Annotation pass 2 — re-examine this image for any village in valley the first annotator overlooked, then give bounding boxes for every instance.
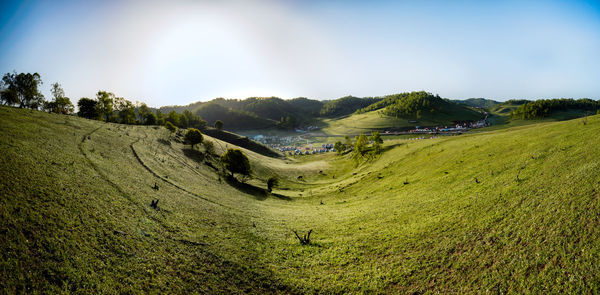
[247,115,491,156]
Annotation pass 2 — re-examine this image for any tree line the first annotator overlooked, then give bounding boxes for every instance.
[0,71,208,130]
[510,98,599,119]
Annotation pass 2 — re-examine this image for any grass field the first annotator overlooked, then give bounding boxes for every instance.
[320,109,484,135]
[2,106,600,293]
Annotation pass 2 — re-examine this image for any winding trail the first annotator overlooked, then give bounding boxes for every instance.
[77,125,207,245]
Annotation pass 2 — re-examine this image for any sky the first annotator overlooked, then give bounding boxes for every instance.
[0,0,599,107]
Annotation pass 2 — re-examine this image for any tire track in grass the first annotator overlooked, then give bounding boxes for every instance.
[130,139,242,212]
[77,125,207,245]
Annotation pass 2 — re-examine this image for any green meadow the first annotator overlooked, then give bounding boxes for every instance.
[2,106,600,293]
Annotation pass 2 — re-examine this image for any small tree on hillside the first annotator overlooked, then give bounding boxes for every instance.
[352,133,369,163]
[221,148,251,180]
[184,128,203,149]
[267,176,279,192]
[334,141,344,155]
[165,121,177,133]
[370,131,383,154]
[214,120,224,130]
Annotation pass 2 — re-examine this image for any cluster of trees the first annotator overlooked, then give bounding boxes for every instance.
[510,98,599,119]
[334,131,384,163]
[356,91,447,118]
[320,96,382,117]
[1,72,46,109]
[80,92,207,128]
[1,72,208,130]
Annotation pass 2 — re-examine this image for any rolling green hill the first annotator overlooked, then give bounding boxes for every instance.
[3,106,600,293]
[455,98,501,109]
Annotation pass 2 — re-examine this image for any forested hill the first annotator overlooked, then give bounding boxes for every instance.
[319,96,383,117]
[356,91,483,121]
[455,98,501,109]
[510,98,599,119]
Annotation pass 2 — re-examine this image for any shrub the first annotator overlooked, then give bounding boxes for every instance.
[214,120,224,130]
[165,121,177,133]
[184,128,203,148]
[203,140,215,155]
[221,148,251,180]
[267,176,279,192]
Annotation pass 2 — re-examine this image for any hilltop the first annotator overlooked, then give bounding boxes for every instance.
[2,106,600,293]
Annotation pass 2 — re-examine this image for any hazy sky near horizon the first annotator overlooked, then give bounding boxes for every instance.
[1,0,599,107]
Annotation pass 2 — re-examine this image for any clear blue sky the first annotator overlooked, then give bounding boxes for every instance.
[1,0,599,107]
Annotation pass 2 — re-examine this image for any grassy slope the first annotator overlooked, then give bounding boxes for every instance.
[321,108,482,135]
[2,106,600,293]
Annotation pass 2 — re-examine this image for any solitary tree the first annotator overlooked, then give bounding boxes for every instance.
[214,120,224,130]
[267,176,279,192]
[184,128,204,149]
[221,148,251,180]
[77,97,99,119]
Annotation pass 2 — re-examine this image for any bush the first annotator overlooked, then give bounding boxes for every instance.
[203,140,215,155]
[165,121,177,133]
[221,148,251,180]
[267,176,279,192]
[184,128,203,148]
[214,120,224,130]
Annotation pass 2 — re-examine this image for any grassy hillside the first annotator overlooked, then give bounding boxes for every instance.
[455,98,501,109]
[2,106,600,293]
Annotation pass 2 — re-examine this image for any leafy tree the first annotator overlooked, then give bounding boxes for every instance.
[267,176,279,192]
[96,91,114,122]
[344,135,352,149]
[165,121,177,133]
[144,112,157,125]
[138,103,151,122]
[45,83,74,114]
[370,131,383,154]
[156,110,165,125]
[334,141,344,155]
[351,134,370,163]
[184,128,203,148]
[114,98,135,124]
[214,120,224,130]
[77,97,99,119]
[165,111,181,127]
[0,72,45,108]
[221,148,251,179]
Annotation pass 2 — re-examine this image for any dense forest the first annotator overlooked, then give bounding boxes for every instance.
[510,98,599,119]
[319,96,382,117]
[194,103,276,130]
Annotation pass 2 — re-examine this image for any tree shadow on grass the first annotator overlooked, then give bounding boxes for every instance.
[183,147,205,163]
[224,176,292,201]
